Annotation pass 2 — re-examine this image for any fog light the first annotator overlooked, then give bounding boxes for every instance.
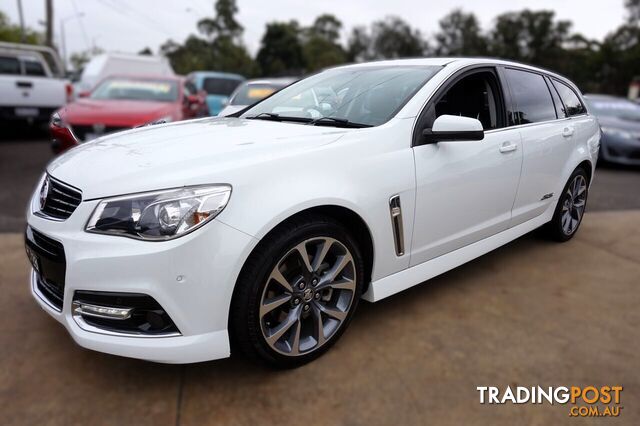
[72,301,132,320]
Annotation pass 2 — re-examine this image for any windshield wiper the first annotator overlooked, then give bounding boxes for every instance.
[246,112,312,124]
[308,116,372,128]
[246,112,282,121]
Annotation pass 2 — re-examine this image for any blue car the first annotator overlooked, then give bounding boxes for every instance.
[186,72,245,116]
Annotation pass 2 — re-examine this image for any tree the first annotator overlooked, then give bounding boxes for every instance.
[434,10,487,56]
[256,21,305,75]
[69,47,104,72]
[138,47,153,55]
[489,10,571,69]
[160,0,256,76]
[346,26,371,62]
[0,11,42,44]
[302,14,346,72]
[626,0,640,24]
[370,16,425,59]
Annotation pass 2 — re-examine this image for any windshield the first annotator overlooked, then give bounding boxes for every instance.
[90,78,179,102]
[586,98,640,121]
[242,65,442,127]
[231,83,285,105]
[203,77,242,96]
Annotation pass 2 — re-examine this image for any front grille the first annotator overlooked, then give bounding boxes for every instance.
[41,176,82,220]
[70,125,129,141]
[25,227,66,311]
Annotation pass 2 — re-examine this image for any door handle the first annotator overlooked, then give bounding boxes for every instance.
[16,81,33,89]
[499,142,518,153]
[562,126,574,138]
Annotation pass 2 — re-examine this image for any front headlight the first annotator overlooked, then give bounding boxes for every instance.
[86,185,231,241]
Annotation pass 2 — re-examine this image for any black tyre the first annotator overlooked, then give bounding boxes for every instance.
[230,214,365,368]
[545,167,589,242]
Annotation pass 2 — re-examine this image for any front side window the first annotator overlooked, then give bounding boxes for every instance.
[433,71,503,130]
[242,65,442,127]
[0,56,20,75]
[552,80,586,116]
[203,78,242,96]
[504,68,556,125]
[90,78,179,102]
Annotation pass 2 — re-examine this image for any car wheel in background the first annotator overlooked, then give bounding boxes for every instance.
[230,214,364,368]
[545,167,589,242]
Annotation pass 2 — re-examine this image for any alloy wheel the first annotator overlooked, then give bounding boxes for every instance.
[259,237,357,356]
[561,174,587,236]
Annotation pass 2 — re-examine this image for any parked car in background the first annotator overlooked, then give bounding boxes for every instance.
[186,71,244,116]
[0,42,72,125]
[74,53,174,95]
[219,77,297,116]
[51,74,207,153]
[584,94,640,166]
[27,58,599,367]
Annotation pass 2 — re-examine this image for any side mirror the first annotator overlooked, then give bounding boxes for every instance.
[421,115,484,144]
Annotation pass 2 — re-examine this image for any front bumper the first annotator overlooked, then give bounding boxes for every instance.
[600,134,640,166]
[26,196,257,363]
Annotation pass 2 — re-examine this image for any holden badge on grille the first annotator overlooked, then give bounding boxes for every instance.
[39,176,50,211]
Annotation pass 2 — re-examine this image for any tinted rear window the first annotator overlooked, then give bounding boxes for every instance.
[505,68,556,124]
[23,59,46,76]
[553,80,586,116]
[203,78,242,96]
[0,56,20,75]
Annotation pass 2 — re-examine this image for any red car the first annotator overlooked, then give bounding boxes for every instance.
[50,74,208,154]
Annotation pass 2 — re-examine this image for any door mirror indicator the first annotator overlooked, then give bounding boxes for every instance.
[420,115,484,145]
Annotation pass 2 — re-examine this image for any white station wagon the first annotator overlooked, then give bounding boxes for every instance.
[26,58,600,367]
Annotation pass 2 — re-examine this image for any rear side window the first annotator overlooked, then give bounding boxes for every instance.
[203,78,241,96]
[552,80,586,116]
[23,59,46,76]
[0,56,21,75]
[504,68,556,124]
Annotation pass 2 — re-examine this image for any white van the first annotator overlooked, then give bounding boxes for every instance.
[75,53,174,93]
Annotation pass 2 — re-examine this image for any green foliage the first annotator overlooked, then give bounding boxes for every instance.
[256,21,305,76]
[0,11,43,44]
[434,9,487,56]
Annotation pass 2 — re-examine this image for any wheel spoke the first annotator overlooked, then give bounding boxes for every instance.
[562,211,571,233]
[269,267,293,293]
[289,319,302,355]
[574,199,585,208]
[265,307,299,346]
[315,302,347,321]
[311,304,325,347]
[311,239,333,272]
[260,293,292,317]
[322,254,352,284]
[317,277,355,292]
[294,242,314,273]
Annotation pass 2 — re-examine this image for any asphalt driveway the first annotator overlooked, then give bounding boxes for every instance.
[0,210,638,425]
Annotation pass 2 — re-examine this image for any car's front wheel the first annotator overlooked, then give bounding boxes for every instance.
[230,215,364,368]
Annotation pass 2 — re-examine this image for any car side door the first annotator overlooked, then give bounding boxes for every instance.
[504,68,577,225]
[410,67,523,266]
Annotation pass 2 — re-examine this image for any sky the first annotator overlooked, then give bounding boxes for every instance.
[4,0,628,63]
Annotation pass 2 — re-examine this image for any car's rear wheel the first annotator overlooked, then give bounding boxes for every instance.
[546,168,589,242]
[230,215,364,368]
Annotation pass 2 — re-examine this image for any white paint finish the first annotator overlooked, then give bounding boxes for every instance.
[410,126,523,265]
[432,114,484,132]
[27,58,600,363]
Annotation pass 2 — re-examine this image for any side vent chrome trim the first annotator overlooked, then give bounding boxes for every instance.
[389,195,405,256]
